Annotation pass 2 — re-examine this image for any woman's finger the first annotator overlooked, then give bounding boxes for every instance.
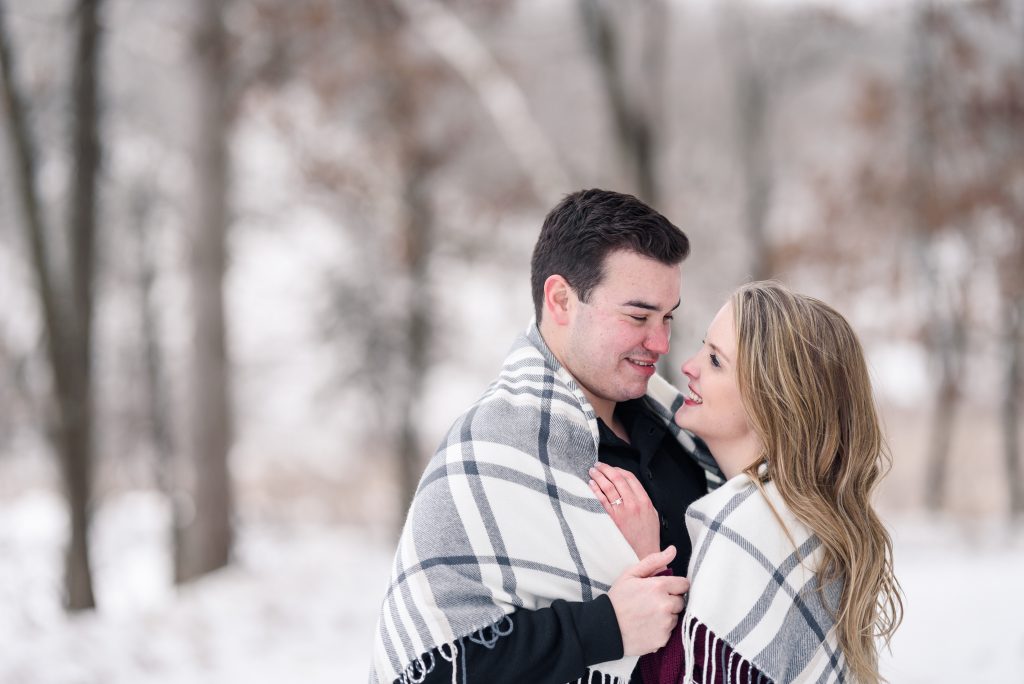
[588,478,614,515]
[589,466,622,508]
[595,463,642,506]
[594,462,650,506]
[612,466,652,505]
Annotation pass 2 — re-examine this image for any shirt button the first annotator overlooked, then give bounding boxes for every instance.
[645,468,654,480]
[660,514,667,528]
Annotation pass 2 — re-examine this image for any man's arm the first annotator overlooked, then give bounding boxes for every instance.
[412,547,687,684]
[413,596,621,684]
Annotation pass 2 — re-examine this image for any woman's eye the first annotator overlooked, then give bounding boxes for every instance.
[710,353,721,368]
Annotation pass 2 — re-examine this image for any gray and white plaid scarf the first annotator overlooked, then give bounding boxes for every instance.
[371,323,722,684]
[681,468,847,683]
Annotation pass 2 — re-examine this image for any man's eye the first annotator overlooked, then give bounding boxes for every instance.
[629,315,647,322]
[665,315,674,323]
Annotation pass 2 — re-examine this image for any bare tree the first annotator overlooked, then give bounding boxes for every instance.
[720,2,773,283]
[577,0,666,206]
[994,0,1024,516]
[1001,278,1024,515]
[907,1,956,512]
[838,0,1024,512]
[0,0,105,610]
[128,181,183,544]
[905,0,1024,512]
[176,0,234,583]
[358,0,441,525]
[398,0,569,206]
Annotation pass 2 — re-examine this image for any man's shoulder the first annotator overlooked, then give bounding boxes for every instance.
[430,340,593,462]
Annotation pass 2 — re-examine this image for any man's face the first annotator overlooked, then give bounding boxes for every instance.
[561,250,681,411]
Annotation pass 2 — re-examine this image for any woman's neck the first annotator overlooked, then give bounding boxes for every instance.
[703,434,762,480]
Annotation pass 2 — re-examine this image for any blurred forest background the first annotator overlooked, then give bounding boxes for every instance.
[1,0,1022,682]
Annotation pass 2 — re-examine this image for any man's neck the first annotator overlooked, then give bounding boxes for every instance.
[581,389,631,443]
[537,321,630,442]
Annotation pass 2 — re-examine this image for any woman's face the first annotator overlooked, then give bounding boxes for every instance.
[674,302,755,450]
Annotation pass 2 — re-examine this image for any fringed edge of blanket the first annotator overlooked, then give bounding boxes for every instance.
[681,615,774,684]
[572,669,629,684]
[392,614,513,684]
[389,613,628,684]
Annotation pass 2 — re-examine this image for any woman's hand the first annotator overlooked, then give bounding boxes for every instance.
[588,463,661,559]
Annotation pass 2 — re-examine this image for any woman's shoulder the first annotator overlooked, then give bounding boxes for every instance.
[687,471,818,565]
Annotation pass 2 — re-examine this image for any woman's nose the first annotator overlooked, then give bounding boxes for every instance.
[681,355,699,379]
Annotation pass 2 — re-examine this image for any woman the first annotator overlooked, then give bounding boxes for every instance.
[589,282,902,683]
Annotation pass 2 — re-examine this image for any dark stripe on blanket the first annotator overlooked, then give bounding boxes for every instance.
[537,366,594,601]
[383,555,612,602]
[482,382,582,408]
[417,461,605,513]
[460,405,524,609]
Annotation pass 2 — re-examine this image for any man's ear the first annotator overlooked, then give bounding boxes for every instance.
[543,275,573,326]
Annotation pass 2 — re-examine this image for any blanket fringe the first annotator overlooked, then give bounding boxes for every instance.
[681,615,772,684]
[573,669,625,684]
[398,615,515,684]
[437,639,460,684]
[397,648,436,684]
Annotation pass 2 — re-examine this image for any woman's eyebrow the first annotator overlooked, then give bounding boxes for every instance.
[707,340,731,363]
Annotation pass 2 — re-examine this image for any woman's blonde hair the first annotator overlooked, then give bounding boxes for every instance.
[731,281,903,684]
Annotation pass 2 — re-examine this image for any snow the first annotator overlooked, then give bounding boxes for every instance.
[880,515,1024,683]
[1,491,1021,683]
[0,491,391,684]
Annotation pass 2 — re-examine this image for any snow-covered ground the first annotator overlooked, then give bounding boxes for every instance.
[1,490,1021,683]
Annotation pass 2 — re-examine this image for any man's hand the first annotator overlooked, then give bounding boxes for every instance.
[606,546,689,656]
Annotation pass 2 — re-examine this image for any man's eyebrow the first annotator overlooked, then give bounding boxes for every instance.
[622,299,682,312]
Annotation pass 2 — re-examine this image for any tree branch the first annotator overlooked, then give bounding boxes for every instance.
[394,0,570,205]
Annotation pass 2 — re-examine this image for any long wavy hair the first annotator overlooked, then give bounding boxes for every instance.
[731,281,903,684]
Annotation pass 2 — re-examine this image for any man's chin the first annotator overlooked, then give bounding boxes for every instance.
[617,382,651,401]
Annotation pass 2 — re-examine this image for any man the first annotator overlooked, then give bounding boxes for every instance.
[371,189,721,684]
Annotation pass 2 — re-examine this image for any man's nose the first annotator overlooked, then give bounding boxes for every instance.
[645,324,670,355]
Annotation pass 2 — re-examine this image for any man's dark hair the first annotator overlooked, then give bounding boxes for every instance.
[530,189,690,321]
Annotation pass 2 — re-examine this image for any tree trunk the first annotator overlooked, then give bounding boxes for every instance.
[62,0,103,611]
[177,0,234,583]
[394,158,433,521]
[578,0,663,205]
[922,307,965,511]
[721,2,773,283]
[396,0,568,206]
[130,184,183,538]
[0,0,104,611]
[1001,274,1024,516]
[1008,11,1024,517]
[906,0,964,512]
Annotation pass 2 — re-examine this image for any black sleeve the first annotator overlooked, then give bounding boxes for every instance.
[409,594,624,684]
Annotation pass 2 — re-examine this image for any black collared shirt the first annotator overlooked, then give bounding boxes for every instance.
[596,397,708,577]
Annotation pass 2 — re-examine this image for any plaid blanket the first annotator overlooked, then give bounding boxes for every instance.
[680,468,847,683]
[370,323,722,684]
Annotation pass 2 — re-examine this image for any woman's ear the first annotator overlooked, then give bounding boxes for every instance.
[543,275,573,326]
